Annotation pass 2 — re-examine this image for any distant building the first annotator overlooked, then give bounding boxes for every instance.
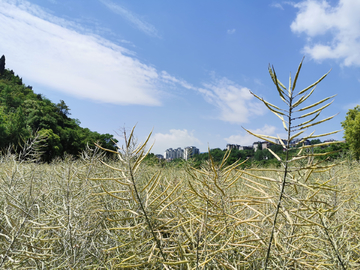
[155,154,164,159]
[239,146,253,151]
[252,142,261,152]
[164,148,183,160]
[164,146,199,160]
[275,138,288,146]
[184,146,200,160]
[289,138,310,147]
[227,144,253,151]
[226,144,240,150]
[262,142,273,149]
[275,138,311,148]
[227,138,313,153]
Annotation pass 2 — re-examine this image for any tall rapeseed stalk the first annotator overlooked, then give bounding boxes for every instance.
[244,58,345,269]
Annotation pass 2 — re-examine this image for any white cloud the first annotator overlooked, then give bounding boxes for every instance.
[160,71,196,90]
[99,0,159,38]
[225,125,278,146]
[0,0,162,105]
[227,29,236,34]
[291,0,360,66]
[271,3,284,10]
[158,72,266,124]
[201,77,266,123]
[0,0,266,123]
[152,129,201,154]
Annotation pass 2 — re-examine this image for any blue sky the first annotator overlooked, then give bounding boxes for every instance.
[1,0,359,155]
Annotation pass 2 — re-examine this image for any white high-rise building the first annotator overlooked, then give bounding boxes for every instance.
[184,146,200,160]
[164,147,184,160]
[164,146,199,160]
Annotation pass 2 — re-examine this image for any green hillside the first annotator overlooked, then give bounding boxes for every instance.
[0,55,117,161]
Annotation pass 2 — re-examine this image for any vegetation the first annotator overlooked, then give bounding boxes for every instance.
[342,105,360,160]
[1,58,359,269]
[186,141,349,168]
[0,55,117,161]
[245,58,344,269]
[0,131,359,269]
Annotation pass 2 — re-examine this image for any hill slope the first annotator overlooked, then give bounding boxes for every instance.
[0,55,117,161]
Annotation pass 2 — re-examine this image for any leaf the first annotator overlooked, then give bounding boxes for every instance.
[126,125,136,149]
[273,112,289,130]
[292,56,304,91]
[288,72,292,97]
[297,95,336,112]
[289,129,306,142]
[242,127,277,144]
[293,86,316,108]
[296,69,331,96]
[269,65,289,103]
[298,113,338,130]
[292,130,315,146]
[94,142,118,154]
[277,135,287,149]
[282,117,289,131]
[298,100,334,119]
[250,91,285,113]
[298,140,341,150]
[307,130,342,139]
[292,112,321,129]
[268,148,282,161]
[293,86,317,109]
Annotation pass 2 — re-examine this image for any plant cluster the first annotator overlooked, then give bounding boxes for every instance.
[0,139,359,269]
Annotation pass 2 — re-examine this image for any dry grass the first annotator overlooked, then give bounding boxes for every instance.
[0,146,359,269]
[1,60,358,269]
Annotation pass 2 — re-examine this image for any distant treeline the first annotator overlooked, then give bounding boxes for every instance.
[0,55,117,161]
[146,140,349,168]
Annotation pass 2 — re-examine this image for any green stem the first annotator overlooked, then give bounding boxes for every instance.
[264,89,293,269]
[127,161,167,263]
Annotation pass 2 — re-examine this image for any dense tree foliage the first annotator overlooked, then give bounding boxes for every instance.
[0,60,117,161]
[0,55,5,75]
[186,141,348,168]
[341,105,360,160]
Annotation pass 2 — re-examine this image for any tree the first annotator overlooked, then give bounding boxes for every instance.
[310,139,321,145]
[56,100,71,116]
[0,55,5,75]
[341,105,360,160]
[0,60,118,160]
[38,129,62,161]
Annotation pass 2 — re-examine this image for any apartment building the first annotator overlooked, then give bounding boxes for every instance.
[164,146,199,160]
[184,146,200,160]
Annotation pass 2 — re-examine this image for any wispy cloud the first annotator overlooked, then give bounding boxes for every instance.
[291,0,360,66]
[160,71,196,90]
[152,129,201,154]
[0,0,266,124]
[271,3,284,10]
[227,29,236,34]
[0,0,162,105]
[160,72,265,124]
[99,0,159,38]
[200,77,266,124]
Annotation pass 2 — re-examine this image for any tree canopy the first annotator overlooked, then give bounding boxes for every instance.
[341,105,360,160]
[0,55,5,75]
[0,56,117,161]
